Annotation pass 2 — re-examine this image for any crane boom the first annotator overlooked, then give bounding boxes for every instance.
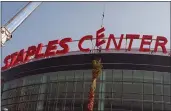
[1,2,42,46]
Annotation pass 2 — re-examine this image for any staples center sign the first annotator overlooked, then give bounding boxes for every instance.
[2,27,169,70]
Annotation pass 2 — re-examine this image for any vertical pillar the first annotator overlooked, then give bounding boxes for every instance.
[36,75,47,111]
[98,71,106,110]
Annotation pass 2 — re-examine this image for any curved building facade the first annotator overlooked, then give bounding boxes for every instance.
[1,51,171,111]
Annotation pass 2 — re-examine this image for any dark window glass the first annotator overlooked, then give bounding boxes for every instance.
[144,83,152,94]
[154,71,163,83]
[113,70,122,82]
[154,95,162,102]
[153,102,163,110]
[144,95,152,101]
[123,70,132,82]
[164,85,170,96]
[144,71,153,83]
[133,70,143,82]
[154,84,162,95]
[163,72,171,84]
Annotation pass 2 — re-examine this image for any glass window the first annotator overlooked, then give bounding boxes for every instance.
[105,69,113,82]
[163,72,171,84]
[154,95,162,102]
[75,82,83,93]
[154,84,162,95]
[133,70,143,82]
[154,71,163,83]
[75,70,83,81]
[67,82,74,93]
[164,85,170,96]
[123,82,142,94]
[153,103,163,110]
[144,95,152,101]
[123,70,132,82]
[83,70,92,81]
[47,71,58,82]
[24,74,42,85]
[113,70,122,82]
[1,100,8,106]
[144,83,152,94]
[164,103,171,110]
[113,82,122,94]
[144,71,153,83]
[143,102,152,111]
[164,96,170,103]
[104,83,112,93]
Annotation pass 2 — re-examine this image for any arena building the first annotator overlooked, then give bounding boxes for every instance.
[1,29,171,111]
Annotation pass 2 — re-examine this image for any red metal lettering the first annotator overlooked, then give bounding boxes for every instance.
[24,46,37,62]
[154,36,168,53]
[96,27,106,47]
[126,34,140,51]
[106,34,124,50]
[139,35,152,52]
[1,55,11,70]
[78,35,93,52]
[14,49,26,65]
[10,52,19,67]
[45,40,58,57]
[57,38,72,55]
[35,43,45,59]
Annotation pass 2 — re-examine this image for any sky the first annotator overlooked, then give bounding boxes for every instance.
[1,2,171,65]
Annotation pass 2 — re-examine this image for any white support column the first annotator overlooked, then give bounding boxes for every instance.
[98,71,106,111]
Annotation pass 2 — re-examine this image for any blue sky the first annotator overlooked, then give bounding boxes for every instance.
[1,2,170,64]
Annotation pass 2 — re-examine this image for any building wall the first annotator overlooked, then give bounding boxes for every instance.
[2,69,171,111]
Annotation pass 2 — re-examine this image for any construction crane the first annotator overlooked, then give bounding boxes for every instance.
[0,1,42,47]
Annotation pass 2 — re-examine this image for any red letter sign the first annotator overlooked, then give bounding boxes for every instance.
[45,40,58,57]
[96,27,106,47]
[139,35,152,52]
[2,55,11,70]
[57,38,72,55]
[106,34,124,50]
[154,36,168,53]
[35,43,45,59]
[126,34,140,51]
[25,46,37,62]
[10,52,19,67]
[14,49,26,65]
[78,35,93,52]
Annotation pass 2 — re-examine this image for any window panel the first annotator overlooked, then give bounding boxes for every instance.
[48,72,58,82]
[113,70,122,82]
[164,103,171,110]
[123,70,132,82]
[144,83,152,94]
[164,85,170,96]
[164,96,170,103]
[163,72,170,84]
[154,71,163,83]
[154,95,162,102]
[143,102,152,110]
[83,70,92,81]
[105,69,113,82]
[75,70,83,81]
[144,71,153,83]
[75,82,83,93]
[113,82,122,93]
[144,95,152,101]
[153,103,163,110]
[123,82,142,94]
[154,84,162,95]
[133,70,143,82]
